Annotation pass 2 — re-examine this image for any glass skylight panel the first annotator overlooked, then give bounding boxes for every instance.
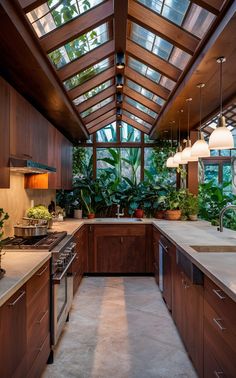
[81,97,113,118]
[48,23,109,69]
[63,58,111,90]
[137,0,190,27]
[73,80,112,106]
[159,76,175,91]
[127,79,165,106]
[125,97,157,118]
[123,111,151,129]
[169,47,191,70]
[27,0,105,38]
[183,3,215,39]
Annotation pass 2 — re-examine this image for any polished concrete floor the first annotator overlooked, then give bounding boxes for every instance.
[43,277,197,378]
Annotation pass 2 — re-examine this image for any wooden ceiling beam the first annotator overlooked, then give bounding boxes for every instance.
[86,109,116,129]
[122,114,150,133]
[126,39,181,82]
[125,66,170,100]
[83,100,116,124]
[88,114,116,134]
[68,66,116,100]
[78,86,116,112]
[123,102,154,124]
[128,0,200,55]
[123,86,161,113]
[40,0,114,53]
[114,0,128,52]
[58,40,115,82]
[191,0,224,15]
[18,0,45,13]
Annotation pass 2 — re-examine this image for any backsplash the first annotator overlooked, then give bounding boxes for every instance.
[0,173,55,237]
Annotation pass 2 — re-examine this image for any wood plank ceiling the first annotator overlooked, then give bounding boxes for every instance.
[7,0,236,139]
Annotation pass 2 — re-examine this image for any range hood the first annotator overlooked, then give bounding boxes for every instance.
[10,157,56,174]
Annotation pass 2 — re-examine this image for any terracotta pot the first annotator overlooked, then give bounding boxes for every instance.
[87,213,95,219]
[155,210,166,219]
[134,209,144,218]
[189,214,198,221]
[165,210,181,221]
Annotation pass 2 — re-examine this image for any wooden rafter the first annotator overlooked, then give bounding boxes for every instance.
[86,109,116,129]
[191,0,224,15]
[68,66,116,100]
[40,0,114,53]
[83,100,116,124]
[128,0,200,56]
[18,0,45,13]
[125,66,170,101]
[123,86,161,113]
[88,114,116,134]
[122,114,150,134]
[78,86,116,113]
[58,40,115,82]
[123,102,154,125]
[126,39,181,82]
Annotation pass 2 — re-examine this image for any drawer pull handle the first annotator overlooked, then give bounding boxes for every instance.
[36,310,48,324]
[37,265,48,277]
[213,318,226,331]
[8,291,25,307]
[212,289,226,300]
[214,371,224,378]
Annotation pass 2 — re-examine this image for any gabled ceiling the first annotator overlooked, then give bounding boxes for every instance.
[0,0,235,142]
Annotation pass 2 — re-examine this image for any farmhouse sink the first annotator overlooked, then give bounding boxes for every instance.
[95,218,143,222]
[190,245,236,253]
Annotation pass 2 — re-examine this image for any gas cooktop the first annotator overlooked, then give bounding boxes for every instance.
[1,231,67,251]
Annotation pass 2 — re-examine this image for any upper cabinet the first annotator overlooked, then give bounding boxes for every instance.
[0,77,10,188]
[0,77,73,189]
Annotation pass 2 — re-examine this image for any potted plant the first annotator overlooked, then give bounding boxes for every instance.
[80,189,95,219]
[27,205,52,227]
[165,189,186,221]
[187,193,199,221]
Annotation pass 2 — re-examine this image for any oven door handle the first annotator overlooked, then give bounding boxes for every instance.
[52,253,76,284]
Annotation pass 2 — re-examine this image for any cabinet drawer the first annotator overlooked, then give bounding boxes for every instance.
[205,276,236,332]
[94,224,146,236]
[27,261,50,303]
[204,346,226,378]
[27,281,49,330]
[204,299,236,376]
[27,333,50,378]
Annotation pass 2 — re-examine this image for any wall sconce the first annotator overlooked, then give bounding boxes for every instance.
[116,74,123,89]
[116,52,125,69]
[116,92,123,104]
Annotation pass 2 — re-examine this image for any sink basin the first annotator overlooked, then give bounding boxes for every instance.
[190,245,236,253]
[95,218,143,222]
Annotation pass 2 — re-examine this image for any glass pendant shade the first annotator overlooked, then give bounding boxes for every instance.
[191,134,210,157]
[166,156,179,168]
[173,146,188,164]
[209,116,234,150]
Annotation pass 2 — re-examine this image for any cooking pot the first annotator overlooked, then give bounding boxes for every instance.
[14,224,48,238]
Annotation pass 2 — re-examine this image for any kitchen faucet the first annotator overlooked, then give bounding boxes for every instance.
[116,204,124,218]
[218,204,236,232]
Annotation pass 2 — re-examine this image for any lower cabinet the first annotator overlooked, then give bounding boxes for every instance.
[72,225,88,294]
[153,227,160,285]
[88,225,147,273]
[161,235,175,311]
[0,260,50,378]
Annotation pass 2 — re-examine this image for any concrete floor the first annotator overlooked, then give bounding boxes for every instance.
[42,277,197,378]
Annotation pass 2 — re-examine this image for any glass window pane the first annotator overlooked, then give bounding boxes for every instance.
[81,97,113,118]
[63,57,111,90]
[144,134,156,143]
[123,110,152,129]
[27,0,105,37]
[210,150,219,156]
[96,123,116,142]
[73,146,93,178]
[183,3,215,38]
[121,148,141,184]
[125,97,157,118]
[144,147,176,184]
[121,122,141,142]
[48,22,109,69]
[126,79,165,106]
[220,150,231,157]
[223,163,232,185]
[204,164,219,185]
[73,80,113,105]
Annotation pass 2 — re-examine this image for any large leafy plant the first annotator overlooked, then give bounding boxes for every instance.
[0,208,9,240]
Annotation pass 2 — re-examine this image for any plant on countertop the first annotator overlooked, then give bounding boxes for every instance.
[0,208,9,241]
[27,205,52,221]
[181,191,199,221]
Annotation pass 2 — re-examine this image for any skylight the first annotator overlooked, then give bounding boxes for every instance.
[48,22,109,69]
[81,97,113,119]
[123,110,152,129]
[27,0,105,37]
[73,80,113,106]
[125,97,157,118]
[127,79,165,106]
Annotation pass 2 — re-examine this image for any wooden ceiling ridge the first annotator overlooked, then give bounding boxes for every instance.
[57,39,115,82]
[68,65,116,100]
[78,86,116,113]
[125,66,170,101]
[126,39,181,82]
[40,0,114,53]
[128,0,200,56]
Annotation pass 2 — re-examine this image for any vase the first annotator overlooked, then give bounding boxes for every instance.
[165,210,181,221]
[155,210,166,219]
[134,209,144,218]
[74,209,83,219]
[88,213,95,219]
[189,214,198,221]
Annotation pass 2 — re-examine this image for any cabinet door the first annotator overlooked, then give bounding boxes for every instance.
[0,77,10,188]
[96,236,122,273]
[172,264,184,338]
[48,125,62,189]
[0,287,27,378]
[61,135,72,190]
[123,235,146,273]
[163,246,173,311]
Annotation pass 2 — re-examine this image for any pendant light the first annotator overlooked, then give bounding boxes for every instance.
[173,110,188,164]
[191,84,210,158]
[209,57,234,150]
[166,121,179,168]
[182,98,198,162]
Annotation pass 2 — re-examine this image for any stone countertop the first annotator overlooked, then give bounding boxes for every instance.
[52,218,236,302]
[0,251,51,307]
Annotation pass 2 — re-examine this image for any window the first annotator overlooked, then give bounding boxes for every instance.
[126,79,165,106]
[121,123,141,142]
[73,80,113,106]
[81,97,113,118]
[96,123,116,142]
[125,97,157,118]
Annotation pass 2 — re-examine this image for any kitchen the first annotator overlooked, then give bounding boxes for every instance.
[1,0,236,377]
